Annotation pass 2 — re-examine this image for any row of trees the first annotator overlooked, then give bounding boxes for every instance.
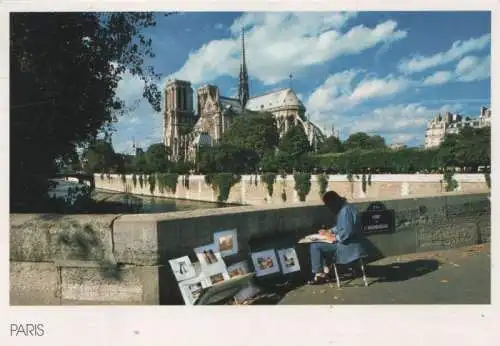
[81,112,491,176]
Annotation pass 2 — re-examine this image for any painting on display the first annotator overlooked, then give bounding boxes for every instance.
[178,273,210,305]
[213,229,239,257]
[227,260,250,278]
[168,256,196,282]
[250,249,280,277]
[206,271,231,286]
[194,243,230,282]
[277,248,301,274]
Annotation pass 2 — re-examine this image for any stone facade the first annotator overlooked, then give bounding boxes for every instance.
[424,106,491,148]
[95,173,490,206]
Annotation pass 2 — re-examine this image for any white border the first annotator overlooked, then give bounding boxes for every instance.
[277,248,301,274]
[178,273,210,305]
[193,243,229,276]
[2,2,498,346]
[251,249,281,277]
[213,229,239,257]
[168,256,197,282]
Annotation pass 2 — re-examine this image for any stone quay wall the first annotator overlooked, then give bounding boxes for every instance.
[94,173,489,205]
[10,193,490,305]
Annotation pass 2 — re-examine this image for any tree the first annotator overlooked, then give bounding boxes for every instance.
[317,135,343,154]
[343,132,386,151]
[11,12,174,211]
[82,139,116,173]
[213,144,259,173]
[145,143,170,173]
[278,124,311,157]
[221,111,279,159]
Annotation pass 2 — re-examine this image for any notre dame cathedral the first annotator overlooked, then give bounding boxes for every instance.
[163,30,327,162]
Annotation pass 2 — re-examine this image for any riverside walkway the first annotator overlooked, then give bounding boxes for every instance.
[238,244,490,305]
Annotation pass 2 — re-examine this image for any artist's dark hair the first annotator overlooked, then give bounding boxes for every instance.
[322,191,346,211]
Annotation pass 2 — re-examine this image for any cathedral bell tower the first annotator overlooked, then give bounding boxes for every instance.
[163,79,194,161]
[238,29,249,110]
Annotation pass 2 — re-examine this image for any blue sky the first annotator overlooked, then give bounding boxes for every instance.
[112,11,491,154]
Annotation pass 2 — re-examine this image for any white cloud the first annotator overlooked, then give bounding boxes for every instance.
[170,12,407,85]
[456,55,490,82]
[324,103,464,145]
[306,70,412,123]
[421,55,490,85]
[398,33,490,74]
[422,70,454,85]
[214,23,224,30]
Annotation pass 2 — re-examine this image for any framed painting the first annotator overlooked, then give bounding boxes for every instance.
[214,229,238,257]
[250,249,280,277]
[168,256,196,282]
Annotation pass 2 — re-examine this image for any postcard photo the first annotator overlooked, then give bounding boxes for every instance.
[214,229,238,257]
[227,260,249,278]
[277,248,301,274]
[178,274,210,305]
[168,256,196,282]
[251,249,280,277]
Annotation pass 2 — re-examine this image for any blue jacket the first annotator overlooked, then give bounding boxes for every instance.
[331,203,368,264]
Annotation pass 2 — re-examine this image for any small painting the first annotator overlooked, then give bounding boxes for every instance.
[227,261,249,278]
[214,229,238,257]
[178,274,210,305]
[168,256,196,282]
[250,249,280,277]
[277,248,301,274]
[194,243,229,277]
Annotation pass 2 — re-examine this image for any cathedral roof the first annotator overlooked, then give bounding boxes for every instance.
[245,88,305,112]
[219,97,242,114]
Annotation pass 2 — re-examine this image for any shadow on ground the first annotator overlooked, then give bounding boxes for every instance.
[244,258,441,305]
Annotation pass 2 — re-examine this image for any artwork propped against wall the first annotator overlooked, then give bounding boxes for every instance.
[227,260,250,278]
[214,229,238,257]
[194,243,230,280]
[251,249,280,277]
[178,273,210,305]
[169,256,196,282]
[277,248,301,274]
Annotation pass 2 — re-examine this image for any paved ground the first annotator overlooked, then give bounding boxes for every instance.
[241,244,490,305]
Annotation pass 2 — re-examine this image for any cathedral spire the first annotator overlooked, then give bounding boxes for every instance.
[238,28,249,109]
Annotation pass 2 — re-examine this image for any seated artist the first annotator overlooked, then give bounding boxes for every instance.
[308,190,367,285]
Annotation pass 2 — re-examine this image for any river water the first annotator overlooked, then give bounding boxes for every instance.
[92,189,228,214]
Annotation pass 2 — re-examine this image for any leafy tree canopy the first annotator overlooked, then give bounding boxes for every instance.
[11,12,174,210]
[220,111,279,159]
[343,132,386,151]
[278,123,311,157]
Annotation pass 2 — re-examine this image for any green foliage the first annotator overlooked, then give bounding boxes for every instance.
[138,174,144,189]
[100,173,105,180]
[442,170,458,192]
[484,173,491,189]
[148,174,156,194]
[145,143,170,173]
[281,190,287,202]
[317,135,343,154]
[221,111,279,159]
[362,173,367,193]
[314,148,439,174]
[318,173,328,197]
[83,139,117,173]
[10,12,174,210]
[278,124,311,157]
[132,173,137,187]
[346,172,353,182]
[368,173,372,186]
[120,173,126,184]
[204,173,214,187]
[183,174,190,189]
[208,173,241,202]
[293,172,311,202]
[343,132,386,151]
[437,127,490,170]
[157,173,178,194]
[262,173,276,197]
